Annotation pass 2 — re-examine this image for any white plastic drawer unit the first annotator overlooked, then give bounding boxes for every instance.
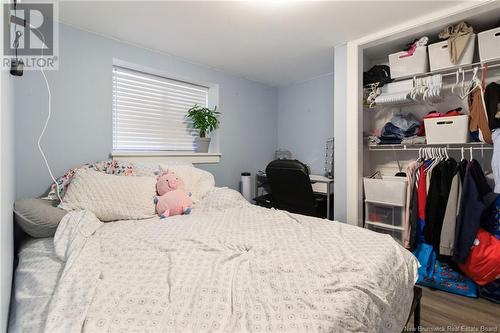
[424,115,469,144]
[366,223,403,246]
[428,34,475,71]
[388,47,429,78]
[478,27,500,62]
[363,176,407,207]
[365,202,404,228]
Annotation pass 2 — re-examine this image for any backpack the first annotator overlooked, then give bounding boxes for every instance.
[458,228,500,286]
[363,65,392,87]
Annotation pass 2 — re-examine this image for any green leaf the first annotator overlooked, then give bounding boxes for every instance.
[186,104,220,137]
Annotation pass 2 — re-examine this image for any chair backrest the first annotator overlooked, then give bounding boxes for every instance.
[265,159,315,215]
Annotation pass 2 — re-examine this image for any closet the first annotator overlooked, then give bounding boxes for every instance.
[342,1,500,299]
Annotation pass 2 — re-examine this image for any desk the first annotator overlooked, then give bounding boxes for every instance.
[309,174,334,219]
[255,173,334,219]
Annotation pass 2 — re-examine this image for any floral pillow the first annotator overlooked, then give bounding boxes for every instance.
[47,159,136,200]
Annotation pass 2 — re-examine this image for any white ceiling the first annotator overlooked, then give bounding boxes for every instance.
[59,1,465,86]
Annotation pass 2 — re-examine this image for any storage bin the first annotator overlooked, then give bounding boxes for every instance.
[365,202,403,227]
[388,47,429,79]
[478,27,500,62]
[424,115,469,144]
[363,176,407,206]
[366,223,403,245]
[428,34,475,71]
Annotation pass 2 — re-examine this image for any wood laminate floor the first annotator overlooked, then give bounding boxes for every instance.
[406,287,499,331]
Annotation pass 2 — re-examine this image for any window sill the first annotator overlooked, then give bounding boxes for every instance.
[111,151,221,164]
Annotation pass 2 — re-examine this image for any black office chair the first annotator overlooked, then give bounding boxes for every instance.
[265,159,327,218]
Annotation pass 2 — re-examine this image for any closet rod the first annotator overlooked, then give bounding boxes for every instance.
[439,62,500,79]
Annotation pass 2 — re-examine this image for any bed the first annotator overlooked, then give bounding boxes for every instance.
[9,184,418,333]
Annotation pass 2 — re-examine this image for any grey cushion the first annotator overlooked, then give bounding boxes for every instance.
[14,198,67,238]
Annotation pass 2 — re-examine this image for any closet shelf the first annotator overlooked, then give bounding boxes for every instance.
[367,142,493,151]
[390,56,500,83]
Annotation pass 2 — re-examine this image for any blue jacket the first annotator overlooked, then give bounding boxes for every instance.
[453,160,499,263]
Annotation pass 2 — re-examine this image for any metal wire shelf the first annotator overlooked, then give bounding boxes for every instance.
[367,142,493,152]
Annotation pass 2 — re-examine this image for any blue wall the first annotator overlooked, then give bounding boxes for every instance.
[277,73,334,175]
[14,23,278,198]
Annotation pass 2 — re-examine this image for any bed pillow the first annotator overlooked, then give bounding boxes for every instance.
[160,165,215,203]
[59,169,157,221]
[47,160,137,200]
[14,198,67,237]
[127,162,214,202]
[132,161,193,177]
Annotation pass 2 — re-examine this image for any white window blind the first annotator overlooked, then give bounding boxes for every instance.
[112,66,209,152]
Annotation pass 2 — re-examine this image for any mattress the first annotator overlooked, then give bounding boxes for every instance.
[10,188,418,333]
[8,237,63,332]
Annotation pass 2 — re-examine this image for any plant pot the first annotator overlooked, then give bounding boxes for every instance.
[195,137,211,153]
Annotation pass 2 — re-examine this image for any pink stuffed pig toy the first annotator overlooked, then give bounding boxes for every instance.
[154,171,192,218]
[156,170,186,195]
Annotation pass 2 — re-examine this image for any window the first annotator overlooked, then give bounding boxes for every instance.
[112,66,209,152]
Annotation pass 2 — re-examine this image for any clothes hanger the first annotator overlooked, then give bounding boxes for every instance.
[367,82,380,108]
[460,67,480,99]
[424,147,436,172]
[410,76,419,101]
[393,147,406,177]
[418,147,424,163]
[452,69,459,94]
[457,68,467,99]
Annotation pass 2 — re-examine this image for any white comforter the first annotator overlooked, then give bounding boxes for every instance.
[41,188,417,333]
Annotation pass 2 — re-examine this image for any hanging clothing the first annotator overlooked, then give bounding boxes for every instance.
[439,160,467,257]
[483,196,500,239]
[424,158,457,254]
[409,179,419,251]
[425,159,440,194]
[469,88,493,144]
[438,22,474,65]
[485,82,500,130]
[492,130,500,193]
[453,160,499,264]
[416,164,428,245]
[404,161,421,248]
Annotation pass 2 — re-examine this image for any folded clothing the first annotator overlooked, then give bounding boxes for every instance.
[401,136,427,145]
[380,113,421,142]
[378,137,402,145]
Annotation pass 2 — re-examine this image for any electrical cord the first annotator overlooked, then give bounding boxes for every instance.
[31,27,62,202]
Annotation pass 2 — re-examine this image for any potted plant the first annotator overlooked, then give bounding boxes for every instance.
[186,105,220,153]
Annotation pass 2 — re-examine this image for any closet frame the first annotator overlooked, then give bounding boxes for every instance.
[344,0,500,226]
